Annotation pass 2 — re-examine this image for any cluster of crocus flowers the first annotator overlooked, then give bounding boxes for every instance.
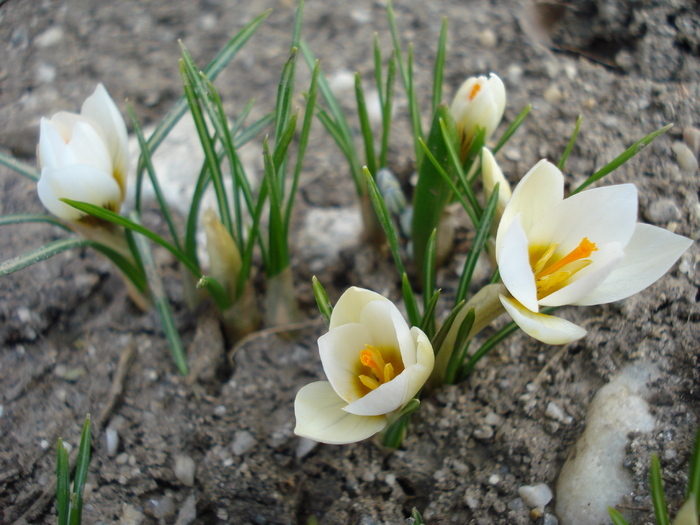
[495,159,693,344]
[37,84,129,221]
[294,287,434,444]
[450,73,506,157]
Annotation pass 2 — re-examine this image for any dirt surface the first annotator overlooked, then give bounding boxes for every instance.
[1,0,699,524]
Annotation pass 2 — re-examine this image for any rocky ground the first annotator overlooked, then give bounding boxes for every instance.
[1,0,699,524]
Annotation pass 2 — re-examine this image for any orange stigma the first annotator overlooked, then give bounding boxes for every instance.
[538,237,597,278]
[468,83,481,101]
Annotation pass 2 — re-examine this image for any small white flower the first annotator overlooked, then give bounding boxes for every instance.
[496,159,693,345]
[294,287,434,444]
[451,73,506,153]
[37,84,129,221]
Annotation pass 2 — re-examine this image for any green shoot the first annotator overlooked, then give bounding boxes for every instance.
[558,115,582,171]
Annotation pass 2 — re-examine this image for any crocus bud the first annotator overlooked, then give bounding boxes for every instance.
[203,209,242,300]
[450,73,506,156]
[37,84,129,221]
[481,147,512,222]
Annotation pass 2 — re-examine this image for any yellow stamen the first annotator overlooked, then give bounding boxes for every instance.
[532,243,558,275]
[538,237,597,278]
[360,345,386,382]
[383,363,394,383]
[469,83,481,101]
[359,374,381,391]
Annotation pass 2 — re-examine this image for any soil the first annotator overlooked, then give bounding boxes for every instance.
[1,0,699,524]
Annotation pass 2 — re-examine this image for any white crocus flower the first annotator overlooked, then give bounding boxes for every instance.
[294,287,434,445]
[451,73,506,156]
[496,159,693,345]
[37,84,129,221]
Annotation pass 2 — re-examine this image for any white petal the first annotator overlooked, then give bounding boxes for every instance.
[360,300,415,367]
[319,323,371,403]
[527,184,638,255]
[498,216,539,311]
[500,294,587,345]
[81,84,129,193]
[329,287,389,330]
[67,121,113,174]
[538,242,625,306]
[343,369,410,416]
[575,223,694,305]
[481,147,511,214]
[39,118,71,169]
[294,381,387,445]
[487,73,506,118]
[497,159,563,257]
[37,164,123,221]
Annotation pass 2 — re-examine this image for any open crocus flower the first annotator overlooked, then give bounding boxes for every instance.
[294,287,434,445]
[450,73,506,157]
[496,159,693,345]
[37,84,129,221]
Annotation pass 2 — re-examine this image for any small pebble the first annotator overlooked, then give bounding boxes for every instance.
[116,452,129,464]
[545,401,566,421]
[34,26,64,48]
[231,431,257,456]
[543,513,559,525]
[472,425,494,441]
[40,439,50,450]
[508,498,525,511]
[484,412,504,427]
[147,495,175,520]
[213,405,226,417]
[119,504,145,525]
[176,494,197,525]
[519,483,553,509]
[488,474,501,485]
[54,365,87,382]
[16,307,31,323]
[672,142,698,173]
[479,29,497,48]
[543,85,563,104]
[106,427,119,457]
[645,198,682,224]
[683,126,700,157]
[173,454,196,486]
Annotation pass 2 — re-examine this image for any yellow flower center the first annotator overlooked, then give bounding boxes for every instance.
[469,83,481,101]
[357,344,403,393]
[530,237,598,300]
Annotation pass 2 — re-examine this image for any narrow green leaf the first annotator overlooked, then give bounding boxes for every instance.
[62,199,200,276]
[423,229,437,311]
[312,276,333,326]
[558,115,582,171]
[234,112,274,148]
[262,137,288,277]
[0,150,40,181]
[455,184,500,304]
[607,507,630,525]
[430,300,465,358]
[373,33,384,110]
[406,43,424,163]
[411,105,460,280]
[273,48,299,194]
[184,162,210,266]
[444,308,475,384]
[411,508,426,525]
[402,273,420,328]
[431,17,448,116]
[364,167,405,276]
[128,105,182,252]
[0,214,70,231]
[439,119,481,221]
[129,213,189,375]
[69,414,92,525]
[272,112,299,174]
[419,288,441,339]
[379,53,396,168]
[687,425,700,514]
[650,454,670,525]
[492,104,531,154]
[0,238,89,277]
[355,72,377,177]
[56,438,70,525]
[380,398,420,449]
[573,123,673,194]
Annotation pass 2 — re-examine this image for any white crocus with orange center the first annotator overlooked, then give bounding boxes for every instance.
[496,159,693,345]
[450,73,506,157]
[294,287,434,444]
[37,84,129,221]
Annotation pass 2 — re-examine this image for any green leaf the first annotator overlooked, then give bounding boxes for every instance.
[402,273,420,328]
[422,229,437,311]
[0,213,71,231]
[430,300,465,357]
[364,167,405,277]
[129,213,189,375]
[380,398,420,449]
[0,238,89,277]
[411,508,426,525]
[0,150,40,182]
[651,453,670,525]
[438,119,481,221]
[431,17,448,117]
[262,137,288,277]
[558,115,582,171]
[492,104,531,154]
[355,72,377,177]
[411,106,460,279]
[687,425,700,514]
[573,123,673,194]
[135,8,272,206]
[379,53,396,168]
[312,276,332,326]
[607,507,630,525]
[444,308,475,384]
[419,288,441,339]
[455,183,500,304]
[68,414,92,525]
[56,438,70,525]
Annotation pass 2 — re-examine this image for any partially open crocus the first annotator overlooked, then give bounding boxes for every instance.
[496,159,693,345]
[294,287,434,444]
[37,84,129,221]
[450,73,506,158]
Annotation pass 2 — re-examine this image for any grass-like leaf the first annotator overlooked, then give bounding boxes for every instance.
[411,105,459,279]
[135,9,271,207]
[380,398,420,449]
[312,276,333,326]
[411,508,426,525]
[379,53,396,168]
[68,414,92,525]
[402,273,420,328]
[355,72,377,177]
[687,425,700,514]
[455,183,499,304]
[130,213,189,375]
[431,17,448,117]
[364,167,405,276]
[423,229,437,311]
[607,507,630,525]
[492,104,532,154]
[262,137,288,277]
[650,453,670,525]
[419,288,441,340]
[56,438,70,525]
[558,115,582,171]
[0,150,40,181]
[572,123,673,194]
[430,300,465,358]
[0,213,71,231]
[444,307,475,384]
